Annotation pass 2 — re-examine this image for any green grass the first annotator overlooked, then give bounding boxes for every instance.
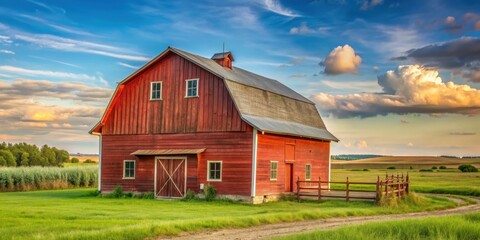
[0,188,456,240]
[273,212,480,240]
[332,169,480,196]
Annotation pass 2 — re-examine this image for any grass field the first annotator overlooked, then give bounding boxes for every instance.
[332,156,480,169]
[332,169,480,196]
[274,212,480,240]
[0,188,456,240]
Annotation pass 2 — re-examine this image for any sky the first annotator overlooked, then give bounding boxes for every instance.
[0,0,479,156]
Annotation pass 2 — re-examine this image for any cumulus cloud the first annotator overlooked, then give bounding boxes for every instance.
[263,0,300,17]
[360,0,383,10]
[344,140,368,149]
[392,37,480,82]
[313,65,480,118]
[321,45,362,75]
[290,22,314,34]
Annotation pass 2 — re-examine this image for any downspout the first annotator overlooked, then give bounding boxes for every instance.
[251,129,258,198]
[98,135,102,192]
[328,142,331,190]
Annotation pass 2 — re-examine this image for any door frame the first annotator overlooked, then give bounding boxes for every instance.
[154,156,187,198]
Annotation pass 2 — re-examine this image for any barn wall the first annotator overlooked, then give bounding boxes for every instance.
[101,52,247,135]
[255,133,330,196]
[101,129,253,195]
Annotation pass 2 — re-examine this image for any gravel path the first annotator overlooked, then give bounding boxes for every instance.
[160,195,480,240]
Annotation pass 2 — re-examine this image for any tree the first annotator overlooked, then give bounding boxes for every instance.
[41,145,57,166]
[71,157,80,163]
[0,156,6,166]
[20,152,30,166]
[0,150,16,167]
[53,148,69,166]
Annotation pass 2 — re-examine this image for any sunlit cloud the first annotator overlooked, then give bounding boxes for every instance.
[313,65,480,118]
[263,0,300,17]
[321,45,362,75]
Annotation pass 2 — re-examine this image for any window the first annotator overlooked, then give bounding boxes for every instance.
[305,164,311,181]
[150,82,162,100]
[270,161,278,180]
[207,161,222,181]
[123,160,135,179]
[185,79,198,97]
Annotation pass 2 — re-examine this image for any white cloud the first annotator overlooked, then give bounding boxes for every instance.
[0,35,13,44]
[444,16,456,24]
[17,14,96,37]
[264,0,300,17]
[313,65,480,118]
[0,49,14,54]
[117,62,139,69]
[15,34,150,61]
[290,22,314,34]
[0,65,96,81]
[321,80,382,92]
[361,0,383,10]
[322,45,362,75]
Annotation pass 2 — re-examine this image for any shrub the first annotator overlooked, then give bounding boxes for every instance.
[83,159,95,164]
[431,166,437,170]
[204,184,217,201]
[184,189,197,201]
[409,166,413,170]
[419,169,433,172]
[70,158,80,163]
[387,166,396,170]
[458,164,478,172]
[105,185,124,198]
[439,166,447,169]
[137,192,155,199]
[363,169,369,171]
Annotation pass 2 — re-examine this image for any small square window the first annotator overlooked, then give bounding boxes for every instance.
[150,82,162,100]
[185,79,198,97]
[305,164,311,181]
[207,161,222,181]
[124,160,135,179]
[270,161,278,180]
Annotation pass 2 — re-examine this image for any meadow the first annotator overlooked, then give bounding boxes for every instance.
[332,156,480,169]
[331,169,480,196]
[0,188,456,240]
[274,212,480,240]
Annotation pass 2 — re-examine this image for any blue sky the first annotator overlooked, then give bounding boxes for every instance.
[0,0,479,155]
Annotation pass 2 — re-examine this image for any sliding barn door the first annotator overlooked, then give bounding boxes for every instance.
[156,158,186,198]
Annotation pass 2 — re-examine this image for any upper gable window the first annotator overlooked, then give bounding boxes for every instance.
[185,79,199,97]
[150,82,162,100]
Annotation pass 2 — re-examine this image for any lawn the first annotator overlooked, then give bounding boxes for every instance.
[274,212,480,240]
[0,188,455,240]
[331,169,480,196]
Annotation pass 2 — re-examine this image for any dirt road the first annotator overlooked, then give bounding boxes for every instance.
[162,195,480,240]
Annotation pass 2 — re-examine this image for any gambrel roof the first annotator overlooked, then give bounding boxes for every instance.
[90,47,338,142]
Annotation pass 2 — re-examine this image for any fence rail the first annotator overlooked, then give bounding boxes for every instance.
[296,173,409,203]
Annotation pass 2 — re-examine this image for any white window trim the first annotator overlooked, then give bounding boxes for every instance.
[123,160,136,179]
[185,78,199,98]
[150,81,163,100]
[305,164,312,181]
[207,160,222,182]
[270,161,278,181]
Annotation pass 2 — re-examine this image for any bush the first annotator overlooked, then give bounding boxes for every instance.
[409,166,413,170]
[136,192,155,199]
[70,158,80,163]
[458,164,478,172]
[431,166,437,169]
[387,166,396,170]
[105,185,124,198]
[83,159,95,164]
[419,169,433,172]
[204,184,217,201]
[439,166,447,169]
[184,189,198,201]
[363,169,369,171]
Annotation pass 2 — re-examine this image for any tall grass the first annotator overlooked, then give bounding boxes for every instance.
[0,166,97,191]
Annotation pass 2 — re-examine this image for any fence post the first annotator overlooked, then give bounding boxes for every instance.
[296,176,300,202]
[397,176,401,197]
[346,177,350,202]
[318,177,321,201]
[375,176,380,204]
[385,178,389,196]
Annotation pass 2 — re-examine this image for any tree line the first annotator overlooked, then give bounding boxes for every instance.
[0,142,69,167]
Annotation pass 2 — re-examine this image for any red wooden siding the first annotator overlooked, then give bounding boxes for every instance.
[255,133,330,196]
[101,129,253,195]
[101,52,247,135]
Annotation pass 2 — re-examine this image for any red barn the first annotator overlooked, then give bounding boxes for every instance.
[90,47,338,203]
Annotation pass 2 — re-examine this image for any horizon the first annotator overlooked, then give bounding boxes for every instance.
[0,0,479,156]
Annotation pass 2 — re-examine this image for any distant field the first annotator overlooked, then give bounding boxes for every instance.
[70,155,99,163]
[332,156,480,169]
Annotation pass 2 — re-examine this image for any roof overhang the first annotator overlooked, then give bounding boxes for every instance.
[242,115,339,142]
[131,148,206,156]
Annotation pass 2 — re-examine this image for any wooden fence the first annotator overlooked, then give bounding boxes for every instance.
[296,173,409,203]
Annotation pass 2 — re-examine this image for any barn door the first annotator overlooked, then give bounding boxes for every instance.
[155,158,186,198]
[285,163,293,192]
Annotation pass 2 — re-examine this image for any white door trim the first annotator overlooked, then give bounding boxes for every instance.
[154,156,187,198]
